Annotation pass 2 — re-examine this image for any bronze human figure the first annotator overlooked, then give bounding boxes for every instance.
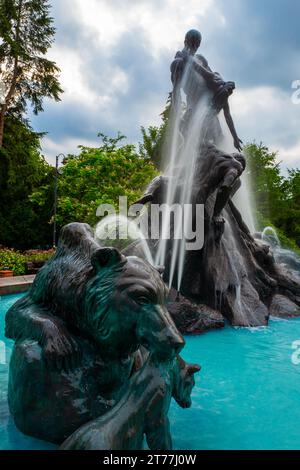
[170,29,242,151]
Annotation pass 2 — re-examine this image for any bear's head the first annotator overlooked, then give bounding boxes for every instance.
[83,247,184,361]
[172,356,200,408]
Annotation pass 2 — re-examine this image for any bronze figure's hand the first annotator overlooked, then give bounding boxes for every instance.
[234,137,243,152]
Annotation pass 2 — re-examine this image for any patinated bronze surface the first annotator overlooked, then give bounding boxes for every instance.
[60,355,200,450]
[6,29,300,451]
[170,29,242,151]
[128,30,300,327]
[6,223,186,444]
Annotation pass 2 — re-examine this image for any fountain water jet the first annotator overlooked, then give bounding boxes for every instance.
[95,214,154,266]
[219,114,256,234]
[155,57,212,291]
[154,61,188,270]
[129,29,300,327]
[262,226,280,247]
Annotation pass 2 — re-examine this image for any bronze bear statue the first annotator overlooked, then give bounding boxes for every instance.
[60,355,200,450]
[5,223,185,444]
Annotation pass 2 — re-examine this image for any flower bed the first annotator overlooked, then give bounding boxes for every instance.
[0,248,55,276]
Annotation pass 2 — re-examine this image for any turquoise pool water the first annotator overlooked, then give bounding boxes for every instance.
[1,293,300,450]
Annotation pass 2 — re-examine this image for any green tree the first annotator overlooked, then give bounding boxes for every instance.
[138,94,171,169]
[245,142,300,249]
[282,169,300,247]
[245,143,285,224]
[0,115,54,249]
[31,133,158,231]
[0,0,63,146]
[139,125,165,169]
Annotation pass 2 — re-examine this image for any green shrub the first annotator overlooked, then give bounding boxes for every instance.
[23,249,55,264]
[254,215,300,256]
[0,249,26,275]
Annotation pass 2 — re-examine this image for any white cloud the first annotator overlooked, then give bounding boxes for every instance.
[47,44,129,111]
[41,135,100,165]
[47,0,217,113]
[47,46,98,106]
[41,88,165,162]
[276,142,300,169]
[229,86,300,168]
[33,0,300,173]
[71,0,214,57]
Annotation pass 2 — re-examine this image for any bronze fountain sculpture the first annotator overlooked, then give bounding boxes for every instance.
[6,223,187,445]
[5,29,300,450]
[134,30,300,327]
[61,355,200,450]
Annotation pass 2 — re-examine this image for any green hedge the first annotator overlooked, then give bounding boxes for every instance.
[0,249,26,275]
[0,249,54,275]
[23,250,55,264]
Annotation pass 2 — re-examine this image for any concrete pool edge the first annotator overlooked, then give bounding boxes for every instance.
[0,275,35,295]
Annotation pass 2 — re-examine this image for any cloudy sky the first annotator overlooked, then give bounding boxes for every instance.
[30,0,300,170]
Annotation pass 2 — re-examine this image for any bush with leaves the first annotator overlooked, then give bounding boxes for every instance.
[31,133,158,232]
[138,94,172,170]
[245,143,300,250]
[0,0,63,146]
[0,249,26,275]
[23,249,55,263]
[0,116,55,250]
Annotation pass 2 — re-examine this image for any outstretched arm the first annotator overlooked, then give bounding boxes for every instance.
[223,101,243,151]
[5,296,81,371]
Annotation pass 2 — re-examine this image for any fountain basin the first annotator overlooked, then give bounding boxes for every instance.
[1,293,300,449]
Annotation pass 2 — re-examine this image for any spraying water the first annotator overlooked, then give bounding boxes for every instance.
[218,113,256,234]
[261,226,280,247]
[154,71,185,270]
[155,57,257,290]
[155,57,212,290]
[95,214,154,265]
[175,97,211,290]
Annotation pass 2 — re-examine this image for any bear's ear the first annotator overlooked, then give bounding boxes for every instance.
[91,247,124,271]
[186,363,201,376]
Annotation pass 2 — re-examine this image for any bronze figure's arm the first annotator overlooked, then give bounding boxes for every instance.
[192,57,216,84]
[223,100,243,151]
[170,53,184,107]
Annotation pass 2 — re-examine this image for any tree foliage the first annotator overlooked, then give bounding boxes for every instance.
[0,115,54,249]
[245,143,300,249]
[0,127,158,250]
[138,94,172,170]
[0,0,63,145]
[31,133,158,230]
